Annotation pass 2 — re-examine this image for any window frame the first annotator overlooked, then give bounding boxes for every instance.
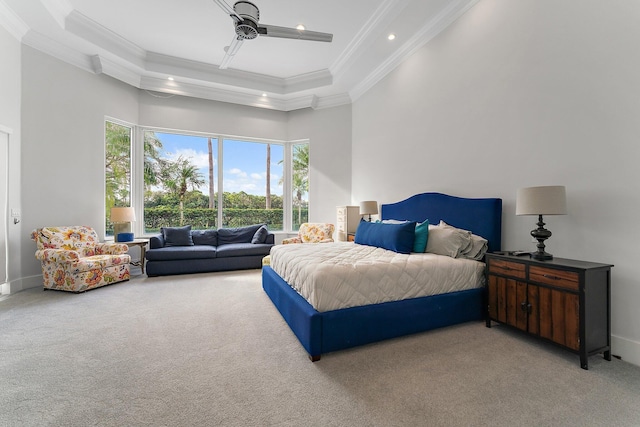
[108,122,307,238]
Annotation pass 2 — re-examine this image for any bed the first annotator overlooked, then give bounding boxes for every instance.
[262,192,502,361]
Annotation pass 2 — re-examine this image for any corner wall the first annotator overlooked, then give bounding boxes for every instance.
[0,25,22,293]
[352,0,640,365]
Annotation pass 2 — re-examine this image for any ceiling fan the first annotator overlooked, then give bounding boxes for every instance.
[212,0,333,69]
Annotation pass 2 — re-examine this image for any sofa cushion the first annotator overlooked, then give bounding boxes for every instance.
[192,229,218,246]
[251,225,269,244]
[145,246,216,261]
[162,225,194,247]
[216,243,273,258]
[218,224,265,245]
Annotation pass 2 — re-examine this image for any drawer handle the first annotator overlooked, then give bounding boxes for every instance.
[543,274,562,281]
[520,301,532,314]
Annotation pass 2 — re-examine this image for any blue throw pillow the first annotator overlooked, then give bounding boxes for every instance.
[218,224,265,245]
[251,225,269,244]
[354,220,416,254]
[161,225,194,247]
[191,229,218,246]
[413,220,429,252]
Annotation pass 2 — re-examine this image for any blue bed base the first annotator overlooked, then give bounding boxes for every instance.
[262,192,502,360]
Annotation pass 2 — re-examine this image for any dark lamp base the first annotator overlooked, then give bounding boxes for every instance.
[532,251,553,261]
[530,214,554,261]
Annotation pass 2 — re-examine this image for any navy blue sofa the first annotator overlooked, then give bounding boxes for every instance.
[145,224,274,277]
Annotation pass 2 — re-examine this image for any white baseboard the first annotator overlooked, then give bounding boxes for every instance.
[5,275,42,294]
[612,334,640,367]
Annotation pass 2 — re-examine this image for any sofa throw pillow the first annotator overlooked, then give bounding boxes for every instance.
[354,219,416,254]
[162,225,194,247]
[191,229,218,246]
[251,225,269,244]
[218,224,265,245]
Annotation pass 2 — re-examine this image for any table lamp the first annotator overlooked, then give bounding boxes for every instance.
[111,207,136,242]
[359,201,378,222]
[516,186,567,260]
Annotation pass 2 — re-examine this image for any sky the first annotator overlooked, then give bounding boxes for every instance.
[153,132,284,197]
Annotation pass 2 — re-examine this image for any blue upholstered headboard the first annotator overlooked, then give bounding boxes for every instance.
[380,192,503,253]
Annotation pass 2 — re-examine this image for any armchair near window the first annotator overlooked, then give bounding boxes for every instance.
[31,226,131,292]
[282,223,335,244]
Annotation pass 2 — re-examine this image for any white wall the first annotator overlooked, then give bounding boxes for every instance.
[18,47,352,282]
[0,25,22,293]
[20,46,140,280]
[288,106,353,225]
[352,0,640,365]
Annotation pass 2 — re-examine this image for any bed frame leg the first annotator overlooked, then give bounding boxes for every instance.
[309,354,321,362]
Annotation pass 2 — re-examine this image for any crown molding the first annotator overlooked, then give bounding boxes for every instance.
[314,93,352,110]
[141,76,289,111]
[92,54,142,88]
[0,1,29,41]
[65,9,146,69]
[22,29,94,72]
[350,0,480,102]
[284,70,333,93]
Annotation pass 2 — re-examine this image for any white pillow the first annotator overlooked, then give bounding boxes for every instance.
[438,221,488,260]
[425,223,472,258]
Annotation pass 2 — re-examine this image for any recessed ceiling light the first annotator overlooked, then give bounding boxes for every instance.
[388,33,396,41]
[262,93,268,97]
[168,76,174,81]
[296,24,305,31]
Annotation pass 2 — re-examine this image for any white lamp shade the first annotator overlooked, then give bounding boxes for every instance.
[359,201,378,216]
[516,186,567,216]
[111,207,136,223]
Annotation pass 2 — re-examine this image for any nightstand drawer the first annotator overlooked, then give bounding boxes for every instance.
[529,266,579,291]
[488,258,526,279]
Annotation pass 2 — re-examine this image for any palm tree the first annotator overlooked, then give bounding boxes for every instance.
[278,143,309,226]
[143,131,165,193]
[105,122,132,210]
[160,156,205,225]
[208,138,215,209]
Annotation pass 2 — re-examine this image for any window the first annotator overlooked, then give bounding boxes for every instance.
[291,142,309,231]
[222,139,283,229]
[143,131,215,233]
[104,120,132,237]
[126,129,291,235]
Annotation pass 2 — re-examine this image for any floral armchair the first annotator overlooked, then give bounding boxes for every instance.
[31,226,131,292]
[282,223,335,244]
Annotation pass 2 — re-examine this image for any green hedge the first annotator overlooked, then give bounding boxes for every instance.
[107,207,309,235]
[141,207,308,233]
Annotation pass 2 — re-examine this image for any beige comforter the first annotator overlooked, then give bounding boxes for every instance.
[269,242,485,312]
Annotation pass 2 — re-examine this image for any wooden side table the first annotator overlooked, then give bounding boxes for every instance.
[485,252,613,369]
[122,239,149,274]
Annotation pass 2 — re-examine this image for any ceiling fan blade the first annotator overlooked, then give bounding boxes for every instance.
[219,36,244,69]
[258,24,333,42]
[212,0,242,22]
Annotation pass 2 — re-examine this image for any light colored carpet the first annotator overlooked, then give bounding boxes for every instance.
[1,269,640,427]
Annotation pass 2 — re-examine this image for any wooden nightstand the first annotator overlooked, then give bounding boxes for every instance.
[485,252,613,369]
